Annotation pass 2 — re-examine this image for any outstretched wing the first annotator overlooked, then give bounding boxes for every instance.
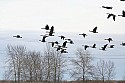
[107,14,112,19]
[123,10,125,14]
[113,15,116,21]
[50,26,54,33]
[93,27,97,32]
[45,24,49,30]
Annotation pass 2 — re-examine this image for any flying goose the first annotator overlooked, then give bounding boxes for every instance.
[65,39,74,44]
[60,49,68,53]
[41,24,49,30]
[54,45,62,51]
[48,42,55,47]
[109,45,115,48]
[118,10,125,17]
[79,33,87,38]
[39,35,48,42]
[58,35,66,40]
[120,42,125,46]
[89,26,98,33]
[48,26,55,36]
[104,38,113,43]
[120,0,125,1]
[107,13,116,21]
[100,44,108,51]
[90,44,96,48]
[13,35,22,38]
[55,41,60,45]
[82,45,89,50]
[62,41,67,48]
[102,6,113,9]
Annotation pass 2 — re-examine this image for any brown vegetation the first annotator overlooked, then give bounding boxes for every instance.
[0,80,125,83]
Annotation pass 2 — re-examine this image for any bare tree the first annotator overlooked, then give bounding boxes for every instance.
[5,44,67,83]
[24,51,42,81]
[106,60,116,81]
[6,45,43,82]
[43,44,67,83]
[70,48,94,82]
[93,60,115,83]
[6,45,27,83]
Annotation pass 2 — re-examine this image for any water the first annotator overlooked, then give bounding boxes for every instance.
[0,30,125,80]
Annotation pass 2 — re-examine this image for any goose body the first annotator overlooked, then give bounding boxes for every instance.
[13,35,22,38]
[65,39,74,44]
[54,45,62,51]
[118,10,125,17]
[62,41,67,48]
[39,35,48,42]
[90,44,96,48]
[48,26,55,36]
[48,42,55,47]
[102,6,113,9]
[61,49,68,53]
[105,38,113,43]
[82,45,89,50]
[100,44,108,51]
[79,33,87,38]
[107,13,116,21]
[41,24,49,30]
[55,41,60,45]
[58,35,65,40]
[109,45,115,48]
[120,0,125,1]
[89,27,98,33]
[120,42,125,46]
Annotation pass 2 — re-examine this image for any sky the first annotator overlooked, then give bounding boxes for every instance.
[0,0,125,80]
[0,0,125,33]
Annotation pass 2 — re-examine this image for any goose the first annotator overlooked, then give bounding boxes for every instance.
[118,10,125,17]
[62,41,67,48]
[120,42,125,46]
[39,35,48,42]
[47,26,55,36]
[79,33,87,38]
[50,26,54,33]
[109,45,115,48]
[65,39,74,44]
[69,40,74,44]
[104,38,113,43]
[58,35,66,40]
[90,44,96,48]
[100,47,106,51]
[65,38,71,41]
[107,13,116,21]
[89,26,98,33]
[60,49,68,53]
[55,41,60,45]
[82,45,89,50]
[54,45,62,51]
[48,31,54,36]
[100,44,108,51]
[102,6,113,9]
[103,44,108,48]
[48,42,55,47]
[41,24,49,30]
[13,35,22,38]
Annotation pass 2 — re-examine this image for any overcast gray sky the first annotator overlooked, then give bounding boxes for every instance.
[0,0,125,33]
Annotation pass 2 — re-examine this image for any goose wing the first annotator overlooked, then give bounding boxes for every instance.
[93,27,97,32]
[113,15,116,21]
[107,14,112,19]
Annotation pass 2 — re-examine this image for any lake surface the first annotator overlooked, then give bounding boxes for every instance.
[0,30,125,80]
